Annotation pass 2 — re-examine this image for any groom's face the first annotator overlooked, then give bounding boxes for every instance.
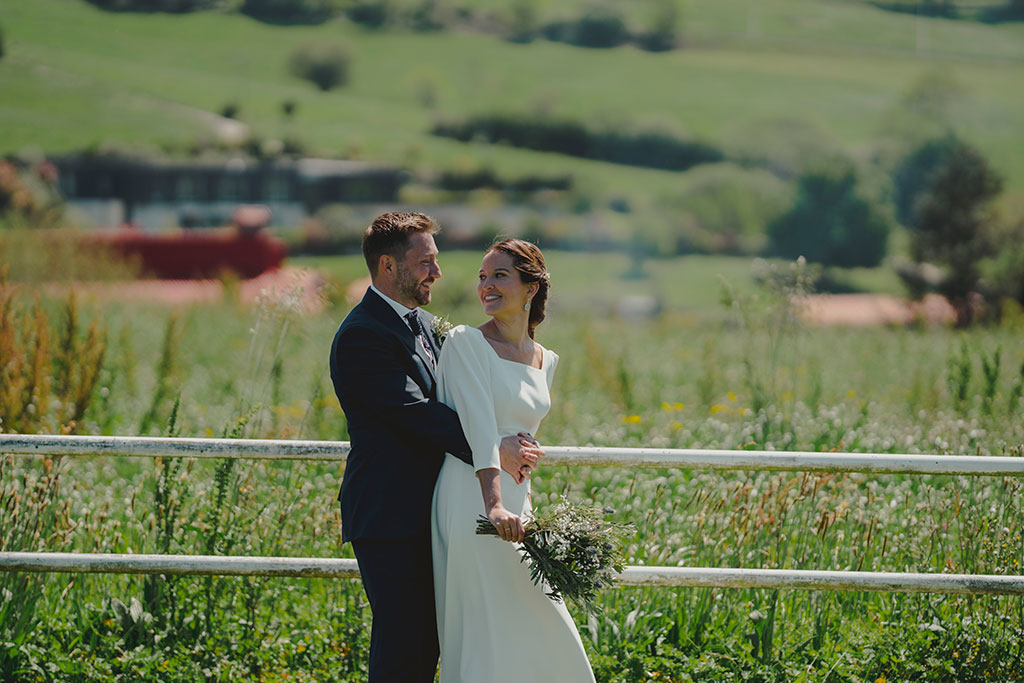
[394,232,441,307]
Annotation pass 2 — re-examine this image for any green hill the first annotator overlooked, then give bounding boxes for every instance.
[2,0,1023,205]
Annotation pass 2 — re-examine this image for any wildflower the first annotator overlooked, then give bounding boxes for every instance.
[623,415,642,424]
[728,391,737,402]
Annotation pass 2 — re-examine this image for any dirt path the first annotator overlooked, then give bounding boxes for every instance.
[46,267,327,313]
[800,293,955,326]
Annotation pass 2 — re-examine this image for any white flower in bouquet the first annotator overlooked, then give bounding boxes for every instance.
[476,498,634,614]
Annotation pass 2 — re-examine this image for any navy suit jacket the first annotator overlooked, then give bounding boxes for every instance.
[330,288,473,543]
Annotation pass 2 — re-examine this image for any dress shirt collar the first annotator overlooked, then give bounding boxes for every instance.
[370,284,417,329]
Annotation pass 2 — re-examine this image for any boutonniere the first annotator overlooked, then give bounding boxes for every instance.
[432,314,455,348]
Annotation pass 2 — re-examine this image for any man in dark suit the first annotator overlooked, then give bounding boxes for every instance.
[330,212,542,682]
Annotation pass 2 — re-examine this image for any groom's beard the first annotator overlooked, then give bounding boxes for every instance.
[396,264,432,306]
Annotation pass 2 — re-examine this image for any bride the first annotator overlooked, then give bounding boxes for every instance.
[430,239,596,682]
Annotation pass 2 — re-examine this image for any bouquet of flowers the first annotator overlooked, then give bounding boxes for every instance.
[476,498,634,613]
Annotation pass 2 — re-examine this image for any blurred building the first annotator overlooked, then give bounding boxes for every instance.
[53,155,404,229]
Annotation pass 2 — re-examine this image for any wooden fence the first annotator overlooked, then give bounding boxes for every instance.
[3,434,1023,595]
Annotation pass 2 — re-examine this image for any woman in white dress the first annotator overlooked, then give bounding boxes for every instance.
[431,239,595,683]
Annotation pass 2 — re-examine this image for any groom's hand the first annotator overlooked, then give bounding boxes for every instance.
[499,433,544,484]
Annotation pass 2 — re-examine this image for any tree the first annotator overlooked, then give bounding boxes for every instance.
[899,138,1003,319]
[892,135,958,227]
[288,42,351,91]
[767,162,890,268]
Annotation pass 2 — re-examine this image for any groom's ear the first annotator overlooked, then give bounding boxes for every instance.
[378,254,395,279]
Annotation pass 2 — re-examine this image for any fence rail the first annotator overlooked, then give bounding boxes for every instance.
[2,552,1022,596]
[4,434,1024,476]
[3,434,1024,596]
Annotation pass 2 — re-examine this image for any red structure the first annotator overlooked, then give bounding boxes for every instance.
[93,207,286,279]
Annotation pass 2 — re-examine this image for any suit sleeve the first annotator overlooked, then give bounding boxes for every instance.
[437,329,501,473]
[332,323,473,464]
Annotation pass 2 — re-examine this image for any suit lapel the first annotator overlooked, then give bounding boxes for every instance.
[361,289,437,395]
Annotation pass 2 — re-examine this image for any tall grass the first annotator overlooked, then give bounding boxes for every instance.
[0,264,1022,680]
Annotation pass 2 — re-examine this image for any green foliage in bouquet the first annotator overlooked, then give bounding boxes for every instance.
[476,498,634,614]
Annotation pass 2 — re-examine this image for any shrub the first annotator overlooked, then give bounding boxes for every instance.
[432,114,722,171]
[240,0,338,23]
[346,0,392,28]
[570,8,629,48]
[288,42,351,91]
[85,0,221,11]
[219,101,240,119]
[541,8,630,49]
[767,161,891,268]
[670,164,790,255]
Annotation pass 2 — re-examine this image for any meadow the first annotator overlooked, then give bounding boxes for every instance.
[3,252,1024,681]
[3,0,1024,208]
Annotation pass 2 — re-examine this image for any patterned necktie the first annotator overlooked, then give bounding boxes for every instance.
[405,311,436,368]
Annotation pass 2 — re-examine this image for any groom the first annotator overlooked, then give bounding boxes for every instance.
[329,211,543,682]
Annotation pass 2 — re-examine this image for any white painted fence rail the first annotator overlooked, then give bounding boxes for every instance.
[3,434,1024,595]
[4,434,1024,476]
[2,552,1023,596]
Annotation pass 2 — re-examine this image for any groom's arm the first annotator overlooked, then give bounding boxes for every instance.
[332,323,474,465]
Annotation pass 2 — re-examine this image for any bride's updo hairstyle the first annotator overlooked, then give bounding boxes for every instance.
[487,238,550,339]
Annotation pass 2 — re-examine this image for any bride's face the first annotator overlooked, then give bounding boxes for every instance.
[477,251,535,318]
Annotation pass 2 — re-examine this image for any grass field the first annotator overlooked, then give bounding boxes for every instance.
[3,0,1024,206]
[3,252,1023,680]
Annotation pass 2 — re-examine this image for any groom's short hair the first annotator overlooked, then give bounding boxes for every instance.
[362,212,439,278]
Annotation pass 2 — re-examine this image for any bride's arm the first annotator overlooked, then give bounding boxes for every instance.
[439,329,525,541]
[478,469,524,543]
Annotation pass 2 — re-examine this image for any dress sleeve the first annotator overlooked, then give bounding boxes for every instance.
[545,348,559,391]
[437,327,501,472]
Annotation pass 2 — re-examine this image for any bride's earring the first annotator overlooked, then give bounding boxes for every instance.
[523,301,531,312]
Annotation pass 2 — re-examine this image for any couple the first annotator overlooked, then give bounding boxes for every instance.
[329,212,595,682]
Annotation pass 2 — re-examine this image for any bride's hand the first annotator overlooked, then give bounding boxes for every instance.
[487,505,524,543]
[499,433,543,484]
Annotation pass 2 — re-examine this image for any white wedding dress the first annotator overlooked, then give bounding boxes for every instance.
[431,325,596,683]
